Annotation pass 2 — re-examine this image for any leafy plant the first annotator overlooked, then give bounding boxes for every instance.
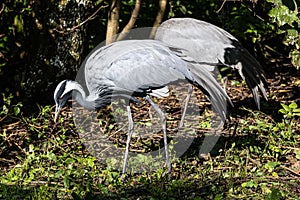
[0,93,22,122]
[277,101,300,141]
[267,0,300,68]
[278,101,300,118]
[0,1,32,70]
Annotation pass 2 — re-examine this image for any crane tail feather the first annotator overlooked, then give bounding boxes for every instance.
[188,63,232,123]
[235,50,268,109]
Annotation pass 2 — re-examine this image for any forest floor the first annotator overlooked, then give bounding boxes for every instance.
[0,60,299,199]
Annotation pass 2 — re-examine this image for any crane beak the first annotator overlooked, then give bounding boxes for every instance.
[54,106,61,123]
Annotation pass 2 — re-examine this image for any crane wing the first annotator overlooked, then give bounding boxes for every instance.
[155,18,236,64]
[87,40,188,95]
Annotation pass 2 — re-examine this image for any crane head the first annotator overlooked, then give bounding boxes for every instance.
[53,80,73,122]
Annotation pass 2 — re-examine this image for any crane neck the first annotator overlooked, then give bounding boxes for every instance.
[71,81,110,110]
[72,90,95,110]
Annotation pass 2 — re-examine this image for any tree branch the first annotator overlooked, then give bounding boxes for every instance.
[149,0,167,39]
[106,0,120,44]
[117,0,142,41]
[52,5,108,35]
[0,3,5,15]
[70,5,108,32]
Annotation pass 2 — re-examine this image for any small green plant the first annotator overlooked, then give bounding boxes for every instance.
[277,101,300,141]
[0,93,22,122]
[278,101,300,118]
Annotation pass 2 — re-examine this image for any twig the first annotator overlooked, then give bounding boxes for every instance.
[265,45,285,56]
[68,5,109,32]
[280,165,300,177]
[293,0,298,13]
[23,181,64,187]
[264,175,299,181]
[53,5,108,35]
[281,146,300,150]
[0,115,7,122]
[3,121,21,130]
[117,0,141,41]
[216,0,227,13]
[0,3,5,15]
[12,140,26,154]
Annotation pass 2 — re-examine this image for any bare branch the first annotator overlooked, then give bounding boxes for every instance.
[117,0,142,41]
[216,0,227,13]
[52,5,108,35]
[70,5,108,32]
[0,3,5,15]
[149,0,167,39]
[0,51,8,61]
[106,0,120,44]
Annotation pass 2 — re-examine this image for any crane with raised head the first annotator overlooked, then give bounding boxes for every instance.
[155,18,268,111]
[53,39,232,174]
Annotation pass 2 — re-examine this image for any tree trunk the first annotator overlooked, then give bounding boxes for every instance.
[117,0,142,41]
[106,0,120,44]
[22,1,93,108]
[149,0,167,39]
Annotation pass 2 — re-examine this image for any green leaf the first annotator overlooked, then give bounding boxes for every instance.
[264,161,280,172]
[231,80,240,86]
[272,171,278,178]
[241,180,258,188]
[65,158,75,164]
[29,144,34,152]
[269,5,299,27]
[63,175,70,188]
[289,101,298,109]
[284,29,299,47]
[293,112,300,116]
[145,121,152,126]
[295,149,300,160]
[55,170,65,178]
[293,108,300,113]
[14,107,20,115]
[86,157,95,168]
[47,152,57,161]
[280,103,290,112]
[214,193,223,200]
[265,188,282,200]
[290,49,300,68]
[179,5,187,14]
[108,124,114,130]
[266,0,282,5]
[278,108,286,115]
[14,15,24,33]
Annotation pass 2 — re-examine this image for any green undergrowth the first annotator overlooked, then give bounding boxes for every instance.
[0,94,299,199]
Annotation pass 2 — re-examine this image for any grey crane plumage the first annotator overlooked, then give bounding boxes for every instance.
[54,39,232,174]
[155,18,268,110]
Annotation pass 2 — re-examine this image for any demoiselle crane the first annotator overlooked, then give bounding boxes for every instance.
[155,18,268,112]
[54,39,232,174]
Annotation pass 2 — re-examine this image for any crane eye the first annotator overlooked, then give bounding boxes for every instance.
[58,97,63,100]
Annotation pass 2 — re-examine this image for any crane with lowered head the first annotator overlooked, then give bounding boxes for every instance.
[53,39,232,174]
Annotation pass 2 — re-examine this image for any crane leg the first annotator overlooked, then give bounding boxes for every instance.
[179,84,193,129]
[122,105,134,174]
[145,95,171,173]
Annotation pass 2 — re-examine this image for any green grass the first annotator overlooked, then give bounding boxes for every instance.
[0,94,299,199]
